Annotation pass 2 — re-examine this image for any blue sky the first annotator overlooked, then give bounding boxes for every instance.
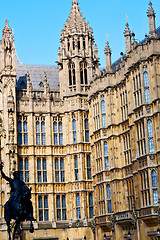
[0,0,160,67]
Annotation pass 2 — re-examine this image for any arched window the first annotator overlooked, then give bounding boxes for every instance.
[87,155,91,179]
[147,120,154,153]
[89,193,93,218]
[69,62,76,86]
[143,69,150,103]
[104,141,109,169]
[74,155,79,180]
[152,170,157,187]
[76,194,81,219]
[73,119,77,143]
[107,185,112,213]
[151,170,158,205]
[101,96,106,127]
[53,118,63,145]
[80,62,88,84]
[56,195,67,221]
[19,157,29,182]
[38,196,49,221]
[85,118,89,142]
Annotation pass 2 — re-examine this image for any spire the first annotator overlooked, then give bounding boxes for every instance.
[104,40,112,73]
[147,1,157,38]
[124,22,131,54]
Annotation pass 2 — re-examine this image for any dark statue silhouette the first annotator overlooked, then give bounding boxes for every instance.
[0,164,35,240]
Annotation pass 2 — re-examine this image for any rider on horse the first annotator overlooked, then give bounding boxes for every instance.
[0,164,35,239]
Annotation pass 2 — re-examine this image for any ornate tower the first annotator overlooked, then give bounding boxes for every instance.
[0,20,17,176]
[57,0,99,97]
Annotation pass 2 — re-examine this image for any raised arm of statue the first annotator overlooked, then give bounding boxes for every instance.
[0,164,12,183]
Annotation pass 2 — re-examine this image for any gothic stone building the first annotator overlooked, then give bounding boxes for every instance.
[0,1,160,240]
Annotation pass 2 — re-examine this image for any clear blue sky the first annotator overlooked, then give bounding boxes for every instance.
[0,0,160,67]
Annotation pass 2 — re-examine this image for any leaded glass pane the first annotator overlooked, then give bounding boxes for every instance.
[107,185,111,199]
[89,207,93,218]
[44,196,48,208]
[25,172,29,182]
[57,209,61,220]
[147,120,153,137]
[75,169,79,180]
[36,133,40,145]
[145,88,150,103]
[62,209,66,220]
[102,114,106,127]
[61,171,65,182]
[144,72,149,86]
[76,194,80,207]
[18,133,22,145]
[24,158,29,170]
[59,133,63,145]
[105,157,109,169]
[20,172,23,181]
[87,169,91,179]
[54,133,58,145]
[85,131,89,142]
[74,156,78,168]
[18,121,22,132]
[42,133,46,145]
[43,171,47,182]
[53,122,57,132]
[153,190,158,205]
[77,208,81,219]
[55,172,59,182]
[149,138,154,153]
[60,158,64,170]
[73,119,76,130]
[58,122,63,132]
[38,196,43,208]
[44,210,48,221]
[23,121,27,132]
[43,158,47,170]
[73,131,77,143]
[87,156,91,167]
[62,195,66,208]
[104,142,108,156]
[19,158,23,171]
[37,158,41,170]
[85,119,89,130]
[152,171,157,187]
[101,100,106,113]
[41,121,45,132]
[36,122,40,132]
[38,171,42,182]
[108,200,112,213]
[24,133,28,144]
[55,158,59,170]
[39,210,43,221]
[56,196,61,208]
[89,193,93,206]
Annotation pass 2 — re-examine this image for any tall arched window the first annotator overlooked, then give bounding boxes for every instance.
[74,155,79,180]
[18,116,28,145]
[101,96,106,127]
[147,120,154,153]
[69,62,76,86]
[85,118,89,142]
[38,196,49,221]
[76,194,81,219]
[143,67,150,103]
[87,155,91,179]
[151,170,158,205]
[19,157,29,182]
[80,62,88,84]
[104,141,109,169]
[107,185,112,213]
[73,119,77,143]
[89,193,93,218]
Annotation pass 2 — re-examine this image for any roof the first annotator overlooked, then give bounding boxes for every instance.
[16,64,59,90]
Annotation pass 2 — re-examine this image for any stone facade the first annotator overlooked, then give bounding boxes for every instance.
[0,1,160,240]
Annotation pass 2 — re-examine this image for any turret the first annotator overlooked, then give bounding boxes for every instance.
[104,41,112,73]
[124,22,131,54]
[58,0,98,97]
[147,1,157,38]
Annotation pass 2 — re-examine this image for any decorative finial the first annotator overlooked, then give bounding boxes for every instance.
[5,19,8,26]
[126,14,128,23]
[44,72,47,82]
[27,72,30,81]
[72,0,79,6]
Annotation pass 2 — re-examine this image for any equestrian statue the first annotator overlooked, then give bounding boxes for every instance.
[0,163,35,240]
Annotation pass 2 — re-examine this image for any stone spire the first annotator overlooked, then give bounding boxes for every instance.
[147,1,157,38]
[1,19,15,73]
[124,22,131,54]
[104,41,112,73]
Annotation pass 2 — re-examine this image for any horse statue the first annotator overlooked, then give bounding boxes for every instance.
[0,164,35,240]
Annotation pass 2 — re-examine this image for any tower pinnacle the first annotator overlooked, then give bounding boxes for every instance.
[147,1,157,38]
[124,22,131,54]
